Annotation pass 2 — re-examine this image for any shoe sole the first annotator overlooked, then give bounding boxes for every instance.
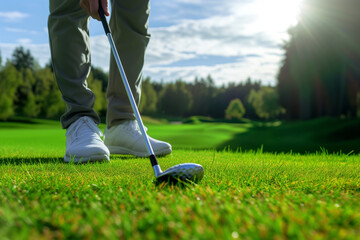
[107,146,172,157]
[64,153,110,163]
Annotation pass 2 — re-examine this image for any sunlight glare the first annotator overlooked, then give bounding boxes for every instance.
[253,0,303,32]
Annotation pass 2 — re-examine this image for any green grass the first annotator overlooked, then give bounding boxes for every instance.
[1,117,359,156]
[0,118,360,239]
[1,151,360,239]
[146,116,360,154]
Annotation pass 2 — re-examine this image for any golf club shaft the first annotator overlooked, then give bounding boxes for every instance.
[98,6,162,177]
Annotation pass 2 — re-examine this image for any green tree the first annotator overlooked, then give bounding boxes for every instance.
[0,95,13,120]
[23,91,40,117]
[248,87,285,120]
[208,78,261,119]
[34,67,65,118]
[87,73,106,116]
[11,46,37,71]
[15,68,38,117]
[91,65,108,91]
[139,77,157,115]
[187,75,216,116]
[225,98,246,119]
[0,63,22,120]
[8,47,40,117]
[158,80,192,117]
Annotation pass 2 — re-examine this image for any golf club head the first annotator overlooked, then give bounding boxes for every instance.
[156,163,204,184]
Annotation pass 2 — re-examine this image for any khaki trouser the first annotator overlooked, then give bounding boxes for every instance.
[48,0,150,129]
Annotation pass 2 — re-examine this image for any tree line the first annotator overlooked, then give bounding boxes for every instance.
[0,47,283,121]
[140,76,284,120]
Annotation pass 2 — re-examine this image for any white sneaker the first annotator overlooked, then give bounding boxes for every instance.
[65,116,110,163]
[104,120,172,157]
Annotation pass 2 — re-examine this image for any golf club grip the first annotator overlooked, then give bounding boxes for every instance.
[98,4,110,34]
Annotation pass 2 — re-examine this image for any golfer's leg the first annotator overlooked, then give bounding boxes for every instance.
[48,0,100,129]
[104,0,171,157]
[48,0,109,163]
[106,0,151,128]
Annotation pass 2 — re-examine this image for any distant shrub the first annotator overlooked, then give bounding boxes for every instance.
[225,98,246,119]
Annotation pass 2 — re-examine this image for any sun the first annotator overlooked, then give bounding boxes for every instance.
[253,0,303,32]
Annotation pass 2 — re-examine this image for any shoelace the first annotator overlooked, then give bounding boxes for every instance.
[66,117,103,138]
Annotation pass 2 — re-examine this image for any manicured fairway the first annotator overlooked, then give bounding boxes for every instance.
[1,117,359,156]
[0,119,359,239]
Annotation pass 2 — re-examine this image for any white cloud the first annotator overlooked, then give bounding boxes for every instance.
[89,35,110,71]
[5,28,38,35]
[0,11,29,22]
[143,55,281,86]
[147,15,272,63]
[17,38,32,44]
[140,0,288,85]
[0,36,109,70]
[0,43,50,66]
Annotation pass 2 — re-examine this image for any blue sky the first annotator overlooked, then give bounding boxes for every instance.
[0,0,302,85]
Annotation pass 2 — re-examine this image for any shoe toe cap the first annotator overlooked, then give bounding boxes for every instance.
[149,137,172,154]
[66,140,110,162]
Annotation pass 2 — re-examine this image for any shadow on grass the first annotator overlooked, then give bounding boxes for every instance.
[0,154,163,165]
[216,118,360,154]
[0,157,65,165]
[2,117,41,124]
